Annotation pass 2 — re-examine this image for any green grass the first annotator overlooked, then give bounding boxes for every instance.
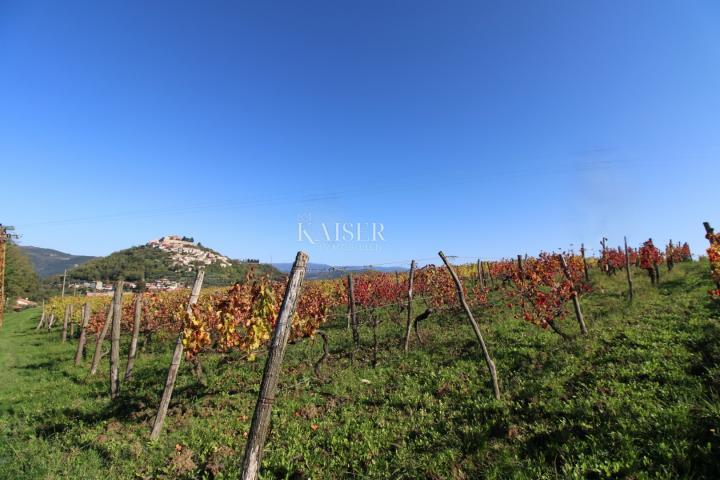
[1,262,719,479]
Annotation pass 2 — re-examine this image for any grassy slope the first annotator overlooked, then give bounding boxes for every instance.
[0,262,719,479]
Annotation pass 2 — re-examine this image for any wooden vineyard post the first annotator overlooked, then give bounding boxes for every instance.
[372,313,378,368]
[476,259,485,288]
[403,260,416,353]
[36,301,46,330]
[47,313,55,330]
[240,251,309,480]
[485,261,494,286]
[624,236,634,301]
[61,304,72,342]
[653,262,660,283]
[438,251,500,400]
[109,280,123,399]
[517,254,524,277]
[600,237,608,274]
[580,244,590,283]
[558,255,588,335]
[149,267,205,440]
[90,304,113,375]
[75,303,91,365]
[395,271,402,313]
[348,274,359,351]
[124,293,143,381]
[648,263,657,285]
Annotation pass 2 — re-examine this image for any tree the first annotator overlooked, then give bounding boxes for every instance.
[5,242,41,302]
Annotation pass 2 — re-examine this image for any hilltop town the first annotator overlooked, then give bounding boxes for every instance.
[147,235,232,269]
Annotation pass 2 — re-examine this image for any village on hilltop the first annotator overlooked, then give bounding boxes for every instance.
[51,236,235,300]
[147,235,232,269]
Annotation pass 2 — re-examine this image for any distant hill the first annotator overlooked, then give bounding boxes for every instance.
[272,262,408,280]
[67,236,282,287]
[20,246,96,278]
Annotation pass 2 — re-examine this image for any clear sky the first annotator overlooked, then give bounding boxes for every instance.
[2,1,720,265]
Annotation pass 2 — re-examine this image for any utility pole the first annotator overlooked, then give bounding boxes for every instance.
[61,269,67,298]
[0,224,20,328]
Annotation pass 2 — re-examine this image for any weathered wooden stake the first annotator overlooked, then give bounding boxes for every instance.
[124,293,143,381]
[61,304,72,342]
[149,267,205,440]
[371,313,378,368]
[395,271,402,313]
[90,305,113,375]
[485,261,494,286]
[624,236,634,301]
[403,260,416,353]
[36,301,46,330]
[47,313,55,330]
[580,244,590,283]
[109,280,124,399]
[476,259,485,288]
[75,303,91,365]
[348,274,359,351]
[517,254,524,276]
[558,255,588,335]
[240,251,309,480]
[439,251,500,400]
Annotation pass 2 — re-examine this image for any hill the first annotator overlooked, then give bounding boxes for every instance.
[19,246,95,277]
[272,262,408,279]
[67,236,282,287]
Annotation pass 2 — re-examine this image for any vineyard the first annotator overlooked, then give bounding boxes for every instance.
[1,231,719,479]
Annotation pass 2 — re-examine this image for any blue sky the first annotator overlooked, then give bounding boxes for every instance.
[2,1,720,265]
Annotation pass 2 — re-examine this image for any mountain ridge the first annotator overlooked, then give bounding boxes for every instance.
[272,262,408,279]
[19,246,96,278]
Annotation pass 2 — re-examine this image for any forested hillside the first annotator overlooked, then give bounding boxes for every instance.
[20,246,95,277]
